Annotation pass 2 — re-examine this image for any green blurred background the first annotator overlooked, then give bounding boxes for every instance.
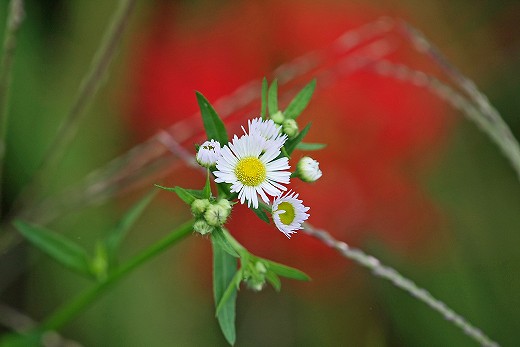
[1,0,520,346]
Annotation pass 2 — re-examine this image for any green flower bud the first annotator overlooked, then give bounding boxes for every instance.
[270,110,285,124]
[255,261,267,274]
[191,199,210,216]
[204,204,229,227]
[282,119,299,139]
[217,199,232,214]
[244,261,267,292]
[193,219,214,235]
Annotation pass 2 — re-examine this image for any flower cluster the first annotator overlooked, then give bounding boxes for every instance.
[196,117,321,238]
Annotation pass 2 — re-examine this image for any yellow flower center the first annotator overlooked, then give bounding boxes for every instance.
[278,201,295,225]
[235,157,266,186]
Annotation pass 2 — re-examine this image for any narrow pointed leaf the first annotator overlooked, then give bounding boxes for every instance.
[105,190,157,262]
[216,270,242,314]
[212,228,240,258]
[296,142,327,151]
[267,79,278,115]
[196,92,228,144]
[154,184,176,193]
[184,188,206,199]
[212,240,238,345]
[261,77,268,119]
[266,271,282,292]
[284,123,311,156]
[284,79,316,119]
[266,260,310,281]
[155,185,196,205]
[251,206,270,224]
[14,220,92,278]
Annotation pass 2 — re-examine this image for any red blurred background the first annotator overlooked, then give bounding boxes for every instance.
[125,0,452,282]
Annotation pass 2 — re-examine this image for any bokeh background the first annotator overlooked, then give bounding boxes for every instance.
[1,0,520,346]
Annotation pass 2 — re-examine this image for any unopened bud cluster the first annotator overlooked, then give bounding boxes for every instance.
[243,260,268,292]
[191,198,232,235]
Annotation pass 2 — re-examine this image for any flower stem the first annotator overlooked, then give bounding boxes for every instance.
[302,222,499,347]
[39,220,193,332]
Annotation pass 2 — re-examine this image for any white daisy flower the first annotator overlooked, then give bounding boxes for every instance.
[196,139,221,167]
[296,156,322,182]
[214,134,291,209]
[244,117,287,150]
[271,190,310,238]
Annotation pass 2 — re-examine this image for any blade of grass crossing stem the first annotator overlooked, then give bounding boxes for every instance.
[212,239,238,345]
[196,92,228,144]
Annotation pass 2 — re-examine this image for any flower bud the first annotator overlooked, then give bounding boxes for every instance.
[196,139,221,167]
[282,119,299,139]
[295,156,322,182]
[193,219,214,235]
[270,110,285,124]
[217,199,232,214]
[204,204,230,227]
[255,261,267,274]
[245,261,268,291]
[191,199,210,216]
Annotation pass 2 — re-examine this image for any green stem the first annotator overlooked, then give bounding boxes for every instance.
[0,0,24,211]
[221,228,247,258]
[39,220,193,331]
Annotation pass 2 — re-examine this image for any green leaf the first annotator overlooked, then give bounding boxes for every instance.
[0,331,42,347]
[212,228,240,258]
[216,270,242,314]
[266,271,282,292]
[267,79,278,116]
[261,77,268,119]
[251,206,270,224]
[266,260,310,281]
[284,79,316,119]
[105,190,157,264]
[284,123,311,156]
[14,220,92,278]
[154,184,176,193]
[184,188,206,199]
[212,240,238,345]
[203,170,212,199]
[216,181,232,199]
[296,142,327,151]
[155,185,196,205]
[196,92,228,144]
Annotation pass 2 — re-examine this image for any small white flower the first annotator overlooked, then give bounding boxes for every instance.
[245,117,287,150]
[214,134,291,209]
[271,190,310,238]
[196,139,221,167]
[296,156,322,182]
